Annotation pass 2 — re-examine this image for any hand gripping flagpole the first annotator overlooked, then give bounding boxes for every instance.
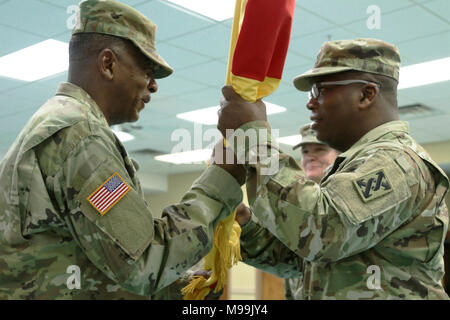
[182,0,295,300]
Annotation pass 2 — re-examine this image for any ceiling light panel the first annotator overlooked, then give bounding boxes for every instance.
[177,102,286,125]
[399,57,450,90]
[0,39,69,82]
[155,149,212,164]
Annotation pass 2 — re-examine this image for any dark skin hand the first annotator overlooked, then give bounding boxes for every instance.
[217,86,267,139]
[210,139,246,186]
[235,202,252,227]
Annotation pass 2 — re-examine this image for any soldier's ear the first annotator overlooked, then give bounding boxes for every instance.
[358,83,378,110]
[97,49,116,81]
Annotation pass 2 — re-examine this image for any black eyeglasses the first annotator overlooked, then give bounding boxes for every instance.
[308,79,381,100]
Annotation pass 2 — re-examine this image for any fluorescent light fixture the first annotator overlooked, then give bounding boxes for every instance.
[112,129,135,142]
[166,0,234,21]
[399,57,450,90]
[277,135,301,146]
[177,102,286,125]
[0,39,68,82]
[155,149,212,164]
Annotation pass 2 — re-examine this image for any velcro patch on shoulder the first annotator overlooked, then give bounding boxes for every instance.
[87,172,131,216]
[353,169,393,202]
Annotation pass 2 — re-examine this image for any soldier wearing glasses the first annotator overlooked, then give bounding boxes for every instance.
[218,39,449,299]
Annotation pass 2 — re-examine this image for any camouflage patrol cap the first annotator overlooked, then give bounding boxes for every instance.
[293,38,401,91]
[293,124,325,150]
[73,0,173,79]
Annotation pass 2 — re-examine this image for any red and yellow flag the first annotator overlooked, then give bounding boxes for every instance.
[227,0,295,102]
[182,0,295,300]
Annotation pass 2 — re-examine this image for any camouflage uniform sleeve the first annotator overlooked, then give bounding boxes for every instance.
[152,259,204,300]
[232,121,422,264]
[240,217,303,278]
[38,133,242,297]
[284,279,293,300]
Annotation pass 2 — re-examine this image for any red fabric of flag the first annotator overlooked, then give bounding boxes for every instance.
[232,0,295,83]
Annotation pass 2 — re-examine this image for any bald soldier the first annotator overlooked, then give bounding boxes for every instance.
[0,0,242,299]
[285,124,338,300]
[219,38,449,299]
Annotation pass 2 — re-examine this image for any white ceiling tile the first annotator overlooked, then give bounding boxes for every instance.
[156,74,209,97]
[0,25,45,56]
[346,5,449,44]
[399,80,450,101]
[4,82,56,104]
[268,90,308,112]
[0,108,36,133]
[181,88,223,110]
[0,93,38,113]
[299,0,413,26]
[135,0,213,41]
[37,72,68,89]
[174,60,228,88]
[291,28,359,60]
[397,30,450,64]
[0,0,68,37]
[284,48,314,70]
[0,77,27,93]
[421,0,450,23]
[156,43,210,71]
[142,93,200,116]
[291,6,334,38]
[166,23,231,59]
[282,62,314,87]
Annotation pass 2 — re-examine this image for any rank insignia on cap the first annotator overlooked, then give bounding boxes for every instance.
[87,172,131,216]
[353,169,392,202]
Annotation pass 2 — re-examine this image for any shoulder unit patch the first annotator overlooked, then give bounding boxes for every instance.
[353,169,393,202]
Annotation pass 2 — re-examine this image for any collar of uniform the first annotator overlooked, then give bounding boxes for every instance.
[56,82,109,127]
[338,120,409,160]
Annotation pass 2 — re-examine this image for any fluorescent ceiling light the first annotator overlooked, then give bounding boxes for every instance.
[177,102,286,125]
[112,129,135,142]
[0,39,68,82]
[166,0,234,21]
[399,57,450,90]
[277,135,301,146]
[155,149,212,164]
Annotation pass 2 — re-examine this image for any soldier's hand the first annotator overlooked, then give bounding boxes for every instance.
[211,139,246,185]
[235,203,252,227]
[217,86,267,139]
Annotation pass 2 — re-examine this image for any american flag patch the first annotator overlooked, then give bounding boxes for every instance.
[87,172,131,216]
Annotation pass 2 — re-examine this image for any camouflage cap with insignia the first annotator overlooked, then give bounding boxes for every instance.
[73,0,173,79]
[293,124,325,150]
[293,38,401,91]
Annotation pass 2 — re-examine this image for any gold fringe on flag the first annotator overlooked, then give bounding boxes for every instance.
[181,208,242,300]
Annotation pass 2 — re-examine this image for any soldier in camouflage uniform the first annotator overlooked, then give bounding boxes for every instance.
[285,124,338,300]
[0,0,242,299]
[292,124,339,186]
[218,38,449,299]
